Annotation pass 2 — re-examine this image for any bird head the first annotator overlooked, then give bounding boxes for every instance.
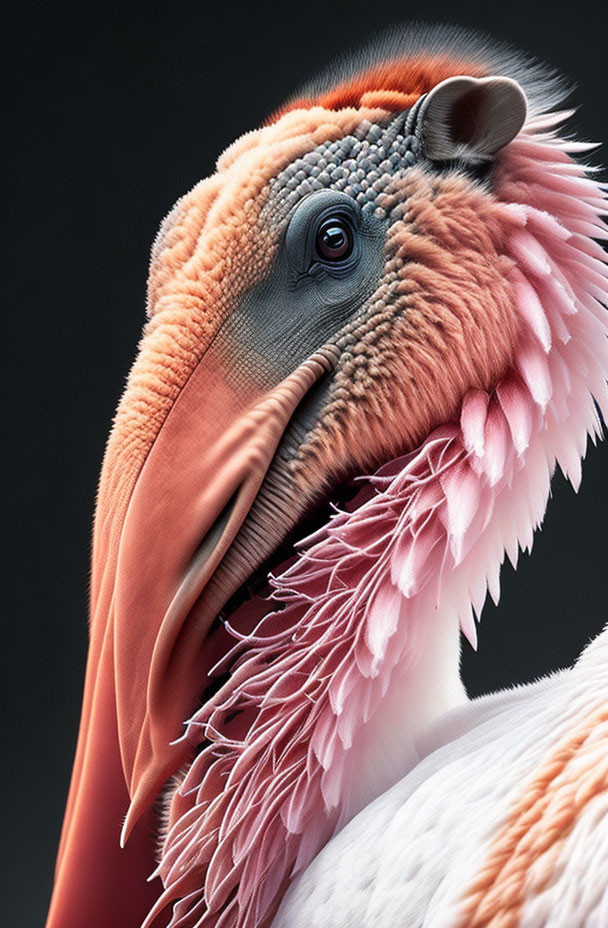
[48,24,608,928]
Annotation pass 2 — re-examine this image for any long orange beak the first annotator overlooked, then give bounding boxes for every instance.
[46,334,329,928]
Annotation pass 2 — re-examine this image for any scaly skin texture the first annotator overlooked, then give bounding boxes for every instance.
[47,23,607,928]
[291,166,519,487]
[269,116,608,928]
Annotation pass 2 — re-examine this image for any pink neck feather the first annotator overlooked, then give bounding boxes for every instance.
[146,114,608,928]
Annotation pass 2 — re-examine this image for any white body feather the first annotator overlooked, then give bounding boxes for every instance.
[274,624,608,928]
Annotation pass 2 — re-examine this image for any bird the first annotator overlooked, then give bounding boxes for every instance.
[46,22,608,928]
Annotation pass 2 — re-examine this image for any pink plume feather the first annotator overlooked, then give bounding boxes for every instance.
[146,111,608,928]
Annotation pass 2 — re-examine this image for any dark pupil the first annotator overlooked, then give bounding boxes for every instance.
[316,218,352,261]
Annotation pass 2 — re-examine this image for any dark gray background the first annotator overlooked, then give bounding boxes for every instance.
[5,1,607,924]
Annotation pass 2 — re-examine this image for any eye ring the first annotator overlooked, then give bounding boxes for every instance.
[315,215,354,262]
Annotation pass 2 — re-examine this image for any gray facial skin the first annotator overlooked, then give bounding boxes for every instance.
[217,113,422,390]
[223,190,387,387]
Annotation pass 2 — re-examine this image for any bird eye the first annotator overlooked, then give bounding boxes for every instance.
[315,216,354,262]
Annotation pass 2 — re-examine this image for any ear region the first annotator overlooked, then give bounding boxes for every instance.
[416,75,528,162]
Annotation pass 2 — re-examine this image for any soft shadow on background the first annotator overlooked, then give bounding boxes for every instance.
[6,1,607,923]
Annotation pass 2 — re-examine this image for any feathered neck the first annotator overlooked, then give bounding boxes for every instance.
[146,114,608,928]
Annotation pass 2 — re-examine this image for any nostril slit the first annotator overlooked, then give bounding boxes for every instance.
[191,489,240,568]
